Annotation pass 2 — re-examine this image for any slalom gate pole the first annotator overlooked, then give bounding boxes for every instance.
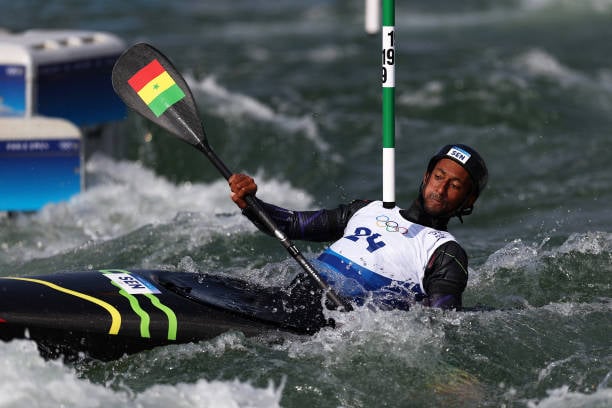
[381,0,395,209]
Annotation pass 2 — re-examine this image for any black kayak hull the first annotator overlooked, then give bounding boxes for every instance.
[0,269,330,361]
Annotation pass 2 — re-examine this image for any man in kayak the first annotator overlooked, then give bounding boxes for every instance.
[228,144,487,311]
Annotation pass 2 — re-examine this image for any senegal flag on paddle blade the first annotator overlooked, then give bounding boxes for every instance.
[128,59,185,117]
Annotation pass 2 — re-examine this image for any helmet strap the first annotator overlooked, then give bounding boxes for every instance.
[454,195,474,222]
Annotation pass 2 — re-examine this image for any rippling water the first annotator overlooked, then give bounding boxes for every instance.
[1,1,611,407]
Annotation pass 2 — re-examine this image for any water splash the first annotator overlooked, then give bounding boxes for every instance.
[0,339,283,408]
[186,74,339,159]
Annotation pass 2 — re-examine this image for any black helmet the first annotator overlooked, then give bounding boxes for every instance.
[425,144,488,217]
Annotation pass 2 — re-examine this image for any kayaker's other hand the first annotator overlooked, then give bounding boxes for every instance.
[229,174,258,209]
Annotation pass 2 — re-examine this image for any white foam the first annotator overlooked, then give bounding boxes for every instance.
[540,299,612,317]
[513,48,588,87]
[400,47,612,115]
[0,155,314,264]
[0,339,283,408]
[521,0,612,12]
[474,231,612,280]
[304,44,359,64]
[398,81,444,108]
[271,304,449,366]
[399,9,524,29]
[186,74,338,158]
[512,47,612,98]
[396,0,612,30]
[472,238,539,284]
[556,231,612,255]
[526,384,612,408]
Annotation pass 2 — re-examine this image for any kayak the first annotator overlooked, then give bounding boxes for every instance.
[0,269,331,361]
[1,44,342,363]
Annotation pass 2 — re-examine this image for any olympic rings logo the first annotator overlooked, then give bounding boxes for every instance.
[375,215,408,234]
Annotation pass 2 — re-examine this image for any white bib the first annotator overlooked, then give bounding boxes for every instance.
[317,201,456,296]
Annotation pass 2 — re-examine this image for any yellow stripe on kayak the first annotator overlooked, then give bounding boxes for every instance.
[6,277,122,335]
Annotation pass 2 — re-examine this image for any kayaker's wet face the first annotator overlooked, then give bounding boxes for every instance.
[422,158,475,217]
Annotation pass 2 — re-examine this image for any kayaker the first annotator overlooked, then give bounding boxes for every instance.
[228,144,488,311]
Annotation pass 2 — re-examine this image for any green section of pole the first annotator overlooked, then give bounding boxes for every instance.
[382,88,394,148]
[382,0,395,25]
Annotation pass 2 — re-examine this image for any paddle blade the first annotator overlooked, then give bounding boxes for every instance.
[112,43,207,149]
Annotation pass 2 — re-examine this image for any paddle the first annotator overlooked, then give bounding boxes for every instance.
[111,43,350,311]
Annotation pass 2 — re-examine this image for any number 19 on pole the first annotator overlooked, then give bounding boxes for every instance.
[382,28,394,86]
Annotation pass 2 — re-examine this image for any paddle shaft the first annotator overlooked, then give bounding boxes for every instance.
[193,132,350,311]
